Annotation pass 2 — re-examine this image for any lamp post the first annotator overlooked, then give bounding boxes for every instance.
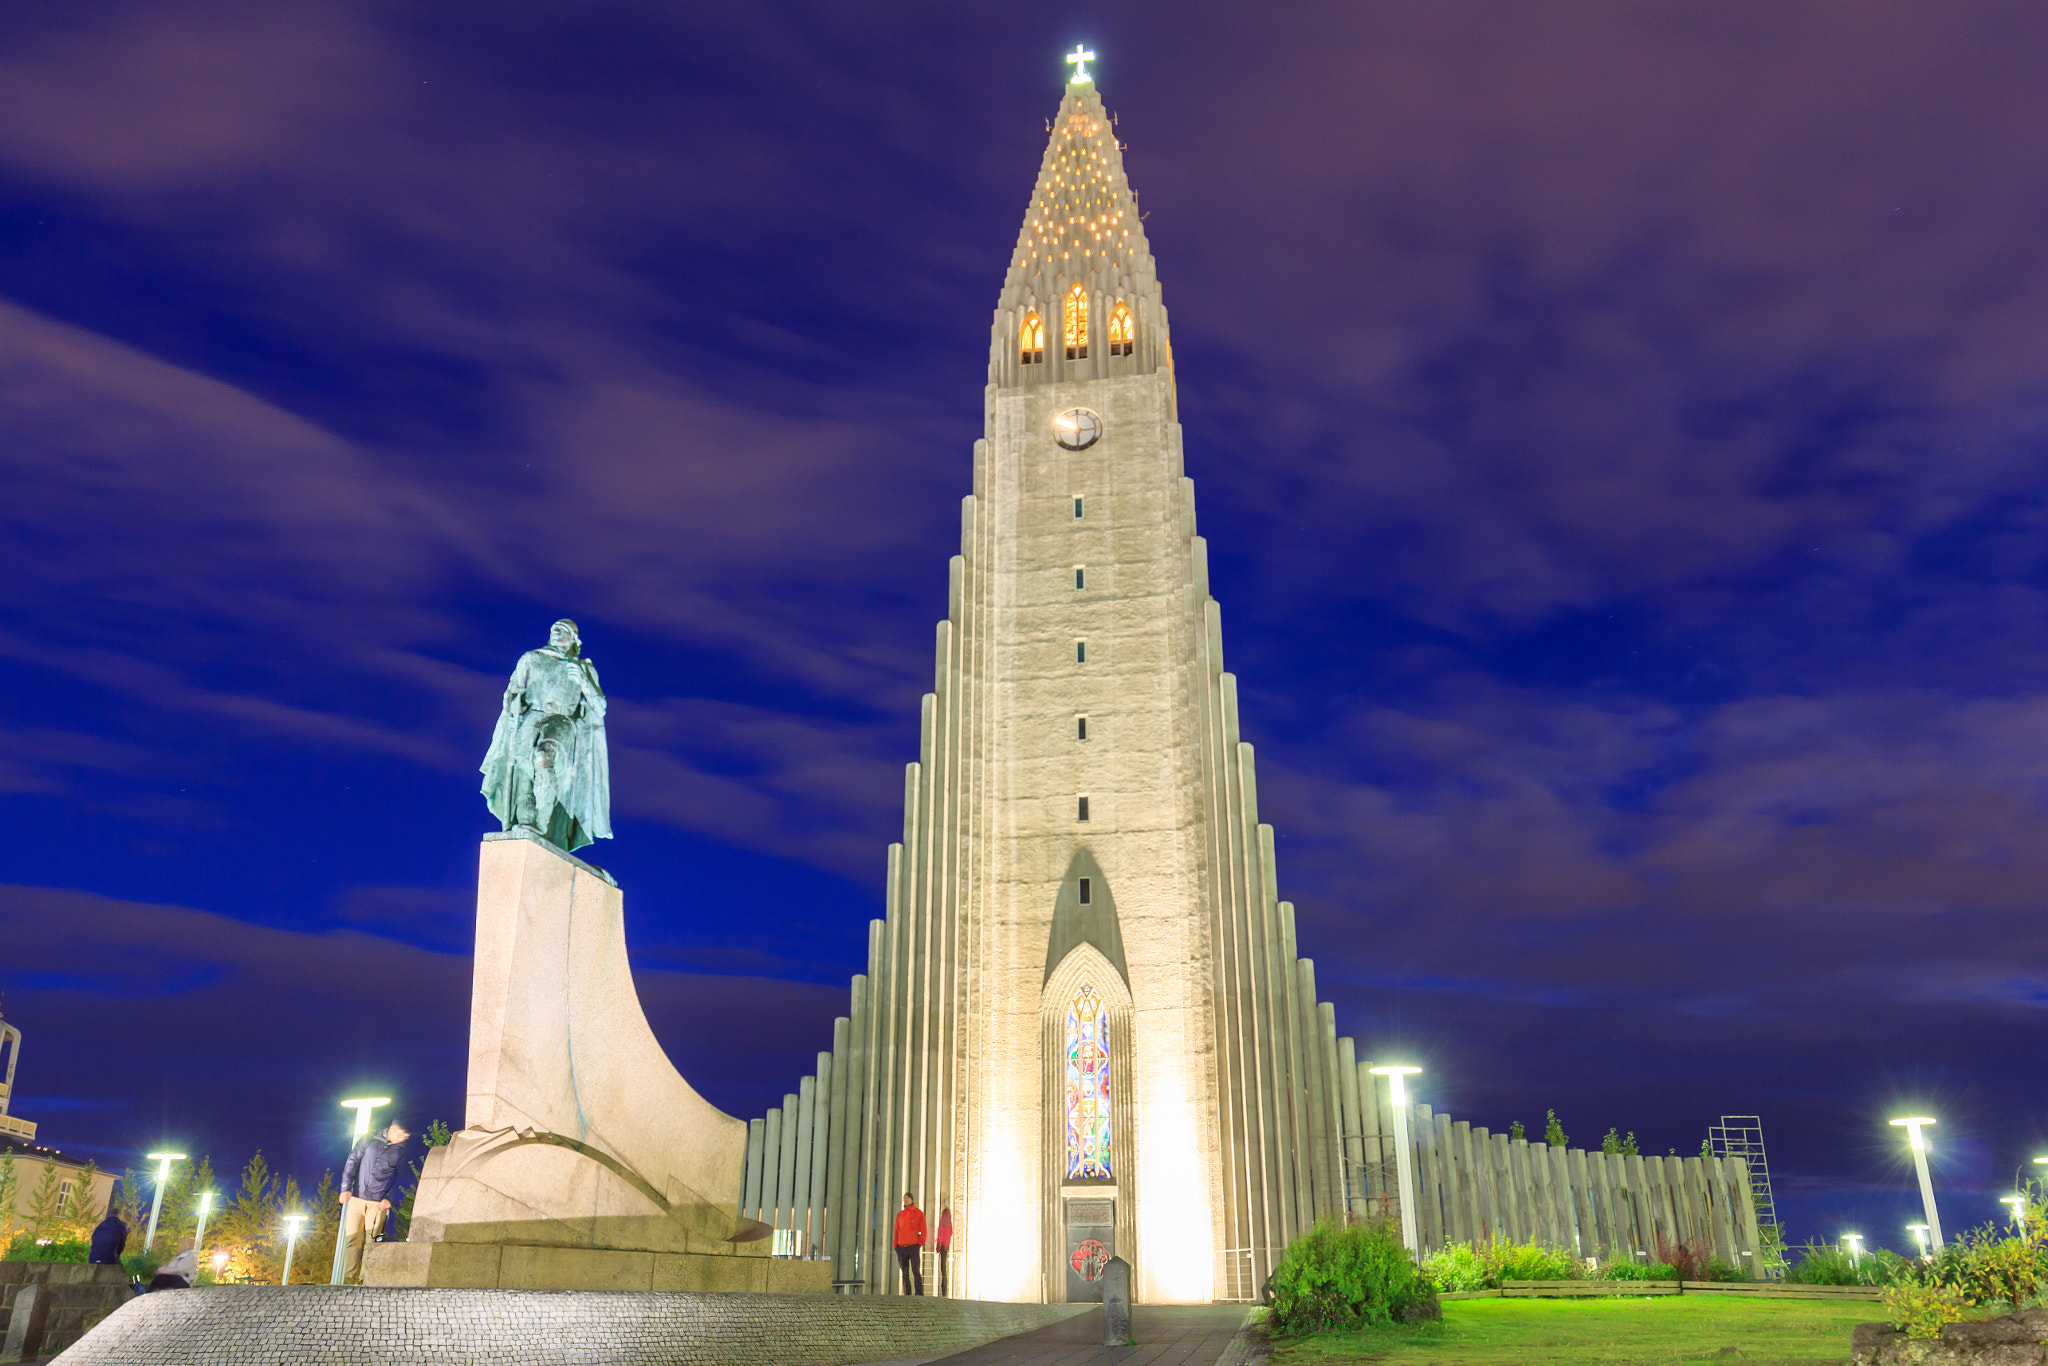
[281,1214,308,1285]
[329,1096,390,1286]
[141,1152,185,1252]
[1907,1224,1929,1259]
[1368,1065,1424,1257]
[192,1191,215,1274]
[2002,1196,2026,1228]
[1889,1117,1943,1251]
[1842,1233,1863,1265]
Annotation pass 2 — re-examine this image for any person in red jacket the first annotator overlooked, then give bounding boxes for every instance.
[893,1192,926,1295]
[935,1207,953,1296]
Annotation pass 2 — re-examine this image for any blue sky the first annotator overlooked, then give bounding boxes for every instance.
[4,0,2048,1253]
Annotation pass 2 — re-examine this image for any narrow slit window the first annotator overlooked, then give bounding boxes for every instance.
[1108,301,1135,357]
[1074,496,1085,519]
[1020,312,1045,365]
[1076,640,1086,663]
[1078,876,1091,905]
[1077,795,1090,822]
[1077,716,1088,741]
[1064,284,1089,360]
[1075,566,1086,590]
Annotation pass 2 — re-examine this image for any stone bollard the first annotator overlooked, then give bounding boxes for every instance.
[1101,1256,1132,1346]
[0,1284,43,1365]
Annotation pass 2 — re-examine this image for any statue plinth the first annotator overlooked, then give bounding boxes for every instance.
[372,830,825,1293]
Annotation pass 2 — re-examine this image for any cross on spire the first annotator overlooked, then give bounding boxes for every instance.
[1066,45,1095,84]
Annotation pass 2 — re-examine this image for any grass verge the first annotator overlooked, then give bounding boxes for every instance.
[1266,1295,1884,1365]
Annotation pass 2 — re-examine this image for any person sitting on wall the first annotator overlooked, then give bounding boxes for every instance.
[339,1118,413,1285]
[149,1237,198,1290]
[89,1201,129,1266]
[894,1192,927,1296]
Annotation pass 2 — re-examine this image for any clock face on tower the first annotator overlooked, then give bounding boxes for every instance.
[1053,408,1102,451]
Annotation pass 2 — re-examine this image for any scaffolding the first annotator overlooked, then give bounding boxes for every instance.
[1709,1115,1782,1277]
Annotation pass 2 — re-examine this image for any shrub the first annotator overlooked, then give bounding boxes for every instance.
[1925,1223,2048,1306]
[1493,1239,1583,1282]
[1419,1235,1582,1291]
[1882,1282,1967,1338]
[1420,1241,1490,1293]
[1269,1219,1436,1336]
[1600,1259,1679,1281]
[1656,1239,1717,1283]
[121,1250,160,1281]
[1,1235,88,1263]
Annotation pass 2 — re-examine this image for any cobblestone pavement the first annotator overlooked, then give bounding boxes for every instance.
[51,1286,1092,1366]
[897,1305,1259,1366]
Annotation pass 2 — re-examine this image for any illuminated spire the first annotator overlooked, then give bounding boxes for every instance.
[991,72,1168,385]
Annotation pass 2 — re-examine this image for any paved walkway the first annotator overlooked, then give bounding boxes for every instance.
[913,1305,1258,1366]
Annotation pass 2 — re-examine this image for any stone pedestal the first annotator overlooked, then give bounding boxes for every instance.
[381,830,781,1290]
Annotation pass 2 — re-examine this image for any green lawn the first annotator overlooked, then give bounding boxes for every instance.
[1267,1296,1885,1365]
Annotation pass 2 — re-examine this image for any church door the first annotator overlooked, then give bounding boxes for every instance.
[1063,1197,1115,1302]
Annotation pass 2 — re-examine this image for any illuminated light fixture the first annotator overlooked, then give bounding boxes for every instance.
[1369,1066,1424,1257]
[193,1190,216,1271]
[280,1214,308,1285]
[1842,1232,1863,1264]
[1889,1117,1944,1250]
[142,1152,186,1252]
[2002,1195,2027,1226]
[1065,45,1096,84]
[330,1096,391,1285]
[1907,1222,1929,1257]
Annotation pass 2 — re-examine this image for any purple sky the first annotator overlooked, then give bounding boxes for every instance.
[5,0,2047,1256]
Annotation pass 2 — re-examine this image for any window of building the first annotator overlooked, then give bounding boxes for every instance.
[57,1180,74,1210]
[1075,640,1086,663]
[1074,496,1085,519]
[1021,312,1045,365]
[1078,876,1091,904]
[1065,984,1112,1179]
[1075,566,1086,590]
[1064,285,1089,360]
[1077,715,1088,741]
[1108,301,1135,357]
[1078,795,1090,822]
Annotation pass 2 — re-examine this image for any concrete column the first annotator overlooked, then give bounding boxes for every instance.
[1270,877,1315,1234]
[761,1108,784,1230]
[1315,1003,1345,1218]
[1549,1145,1578,1255]
[1444,1118,1471,1243]
[791,1077,817,1249]
[743,1118,766,1220]
[1356,1062,1386,1209]
[834,978,869,1285]
[1413,1103,1441,1252]
[1294,960,1335,1221]
[1492,1133,1520,1242]
[1586,1151,1619,1260]
[1726,1156,1765,1279]
[1566,1147,1597,1259]
[775,1091,802,1231]
[1524,1142,1555,1246]
[808,1051,834,1258]
[824,1016,853,1275]
[1337,1038,1364,1219]
[1471,1127,1498,1240]
[1665,1155,1697,1250]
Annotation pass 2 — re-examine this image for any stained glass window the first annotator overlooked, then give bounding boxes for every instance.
[1065,983,1112,1179]
[1108,302,1134,356]
[1064,285,1089,360]
[1021,312,1045,364]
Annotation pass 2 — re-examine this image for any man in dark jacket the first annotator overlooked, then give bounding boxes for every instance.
[339,1119,411,1285]
[88,1206,129,1265]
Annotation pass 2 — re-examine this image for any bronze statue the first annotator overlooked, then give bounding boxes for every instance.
[481,619,612,852]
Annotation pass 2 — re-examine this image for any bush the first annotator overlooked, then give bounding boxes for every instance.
[1925,1225,2048,1306]
[1600,1259,1679,1281]
[1882,1282,1968,1338]
[1419,1240,1490,1293]
[121,1250,160,1281]
[1784,1241,1916,1287]
[1419,1235,1583,1291]
[1270,1219,1437,1336]
[1,1235,88,1263]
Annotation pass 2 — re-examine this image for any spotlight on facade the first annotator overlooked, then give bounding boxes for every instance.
[1888,1117,1943,1251]
[141,1152,186,1252]
[1907,1223,1929,1258]
[1368,1066,1424,1257]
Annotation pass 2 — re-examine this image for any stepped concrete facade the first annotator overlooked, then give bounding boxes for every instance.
[739,74,1390,1305]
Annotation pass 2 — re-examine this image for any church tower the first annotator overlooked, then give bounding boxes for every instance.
[739,59,1381,1304]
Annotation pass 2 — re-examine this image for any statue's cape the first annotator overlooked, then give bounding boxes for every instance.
[480,649,612,847]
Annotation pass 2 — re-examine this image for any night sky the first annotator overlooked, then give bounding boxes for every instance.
[5,1,2047,1259]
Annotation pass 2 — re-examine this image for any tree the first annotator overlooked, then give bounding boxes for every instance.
[1544,1110,1569,1148]
[62,1163,103,1237]
[0,1156,18,1239]
[1601,1128,1640,1157]
[23,1162,64,1241]
[1509,1121,1525,1141]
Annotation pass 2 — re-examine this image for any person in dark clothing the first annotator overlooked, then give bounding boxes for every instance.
[149,1237,197,1290]
[893,1192,926,1296]
[89,1209,130,1266]
[339,1119,412,1285]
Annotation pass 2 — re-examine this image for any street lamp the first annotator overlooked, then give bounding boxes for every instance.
[2001,1196,2026,1228]
[1907,1224,1929,1259]
[329,1096,390,1286]
[142,1152,185,1252]
[1889,1117,1943,1251]
[1842,1233,1863,1265]
[280,1214,308,1285]
[192,1191,215,1273]
[1369,1065,1424,1257]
